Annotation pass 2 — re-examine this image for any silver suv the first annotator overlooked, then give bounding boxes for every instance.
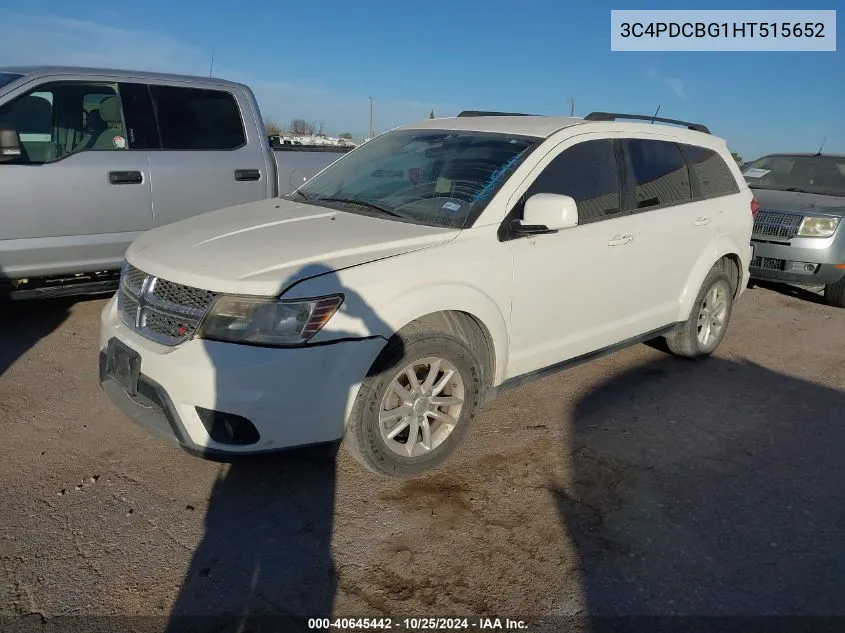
[745,153,845,307]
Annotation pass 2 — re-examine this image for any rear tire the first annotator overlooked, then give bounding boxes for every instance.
[343,322,483,478]
[665,266,734,359]
[824,276,845,308]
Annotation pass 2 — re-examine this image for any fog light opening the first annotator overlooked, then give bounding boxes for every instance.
[196,407,260,446]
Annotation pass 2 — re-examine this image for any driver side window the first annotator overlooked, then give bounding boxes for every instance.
[525,139,623,223]
[0,82,128,164]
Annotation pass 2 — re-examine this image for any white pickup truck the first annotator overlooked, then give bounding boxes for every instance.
[0,66,349,299]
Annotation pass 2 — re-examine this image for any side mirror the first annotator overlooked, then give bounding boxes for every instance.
[513,193,578,235]
[0,128,22,163]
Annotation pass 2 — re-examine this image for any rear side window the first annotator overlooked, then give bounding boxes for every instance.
[526,139,621,223]
[623,139,692,209]
[149,85,245,150]
[681,144,739,198]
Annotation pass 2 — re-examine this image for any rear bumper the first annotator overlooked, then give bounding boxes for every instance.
[750,238,845,285]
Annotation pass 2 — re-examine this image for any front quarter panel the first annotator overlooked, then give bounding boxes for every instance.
[283,224,513,386]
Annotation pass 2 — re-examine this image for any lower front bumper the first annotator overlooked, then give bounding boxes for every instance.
[750,238,845,285]
[750,262,845,285]
[99,353,222,458]
[98,295,386,458]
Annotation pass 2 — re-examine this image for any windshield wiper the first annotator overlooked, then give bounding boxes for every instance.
[288,190,309,200]
[315,197,404,218]
[784,187,812,194]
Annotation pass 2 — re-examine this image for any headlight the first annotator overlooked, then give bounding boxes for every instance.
[198,294,344,346]
[797,216,840,238]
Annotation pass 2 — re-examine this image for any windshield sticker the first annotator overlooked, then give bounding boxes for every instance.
[435,177,452,194]
[743,168,771,179]
[442,201,462,212]
[112,135,127,149]
[471,154,523,202]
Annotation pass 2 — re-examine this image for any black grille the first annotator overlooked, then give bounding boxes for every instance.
[753,211,803,240]
[751,256,786,271]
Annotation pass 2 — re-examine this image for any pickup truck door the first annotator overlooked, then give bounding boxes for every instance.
[145,84,273,226]
[0,79,153,278]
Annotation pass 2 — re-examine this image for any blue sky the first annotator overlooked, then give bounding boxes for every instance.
[1,0,842,159]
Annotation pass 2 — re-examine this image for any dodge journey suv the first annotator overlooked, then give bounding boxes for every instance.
[99,111,754,477]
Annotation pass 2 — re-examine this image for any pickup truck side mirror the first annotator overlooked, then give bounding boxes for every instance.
[0,128,22,163]
[512,193,579,236]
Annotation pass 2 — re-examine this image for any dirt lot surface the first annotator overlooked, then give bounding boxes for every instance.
[1,282,844,631]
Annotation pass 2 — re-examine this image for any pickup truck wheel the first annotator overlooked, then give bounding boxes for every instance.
[343,325,482,477]
[665,267,734,358]
[823,276,845,308]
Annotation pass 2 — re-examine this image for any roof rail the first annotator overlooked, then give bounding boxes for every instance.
[457,110,538,117]
[584,112,710,134]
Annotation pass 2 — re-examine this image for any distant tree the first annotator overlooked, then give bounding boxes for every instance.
[429,109,435,119]
[730,152,743,164]
[290,118,314,135]
[315,120,326,136]
[339,132,353,140]
[264,119,282,137]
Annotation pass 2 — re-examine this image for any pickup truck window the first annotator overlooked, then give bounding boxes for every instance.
[118,83,161,150]
[0,81,128,164]
[149,85,246,151]
[297,129,539,229]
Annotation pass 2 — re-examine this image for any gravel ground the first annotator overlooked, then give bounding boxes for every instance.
[1,281,844,631]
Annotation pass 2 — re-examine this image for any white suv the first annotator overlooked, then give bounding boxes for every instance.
[98,111,754,477]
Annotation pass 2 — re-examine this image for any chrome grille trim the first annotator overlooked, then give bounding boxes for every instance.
[752,211,804,240]
[118,262,220,346]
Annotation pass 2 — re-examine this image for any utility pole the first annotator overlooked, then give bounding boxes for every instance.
[368,97,373,140]
[567,97,575,117]
[209,47,215,77]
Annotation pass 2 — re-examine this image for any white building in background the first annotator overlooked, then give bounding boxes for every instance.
[278,135,357,147]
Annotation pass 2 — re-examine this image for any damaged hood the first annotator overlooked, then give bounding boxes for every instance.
[126,198,459,296]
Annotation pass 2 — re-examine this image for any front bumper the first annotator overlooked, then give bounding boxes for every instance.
[98,295,385,457]
[749,237,845,285]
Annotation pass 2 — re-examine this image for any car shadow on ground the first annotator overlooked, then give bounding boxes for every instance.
[166,264,397,632]
[555,355,845,628]
[750,280,827,306]
[0,293,75,377]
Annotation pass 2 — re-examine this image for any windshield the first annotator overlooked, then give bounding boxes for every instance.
[0,73,23,89]
[743,154,845,197]
[295,129,539,228]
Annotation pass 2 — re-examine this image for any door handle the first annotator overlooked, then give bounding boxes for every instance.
[108,170,143,185]
[693,217,711,226]
[608,234,633,246]
[235,169,261,182]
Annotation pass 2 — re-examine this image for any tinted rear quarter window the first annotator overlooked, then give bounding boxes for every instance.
[681,144,739,197]
[526,139,621,223]
[150,85,245,150]
[624,139,692,209]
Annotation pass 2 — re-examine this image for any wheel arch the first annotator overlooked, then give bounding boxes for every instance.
[677,239,746,322]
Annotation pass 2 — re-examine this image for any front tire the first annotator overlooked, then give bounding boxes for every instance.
[824,275,845,308]
[665,266,734,358]
[343,322,483,477]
